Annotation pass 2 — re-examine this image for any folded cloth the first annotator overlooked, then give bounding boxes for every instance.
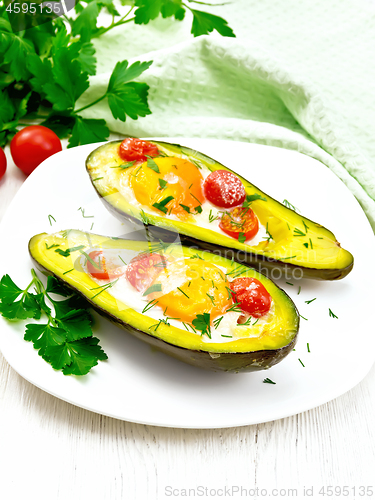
[77,0,375,230]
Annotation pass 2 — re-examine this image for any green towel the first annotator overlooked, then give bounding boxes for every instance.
[77,0,375,230]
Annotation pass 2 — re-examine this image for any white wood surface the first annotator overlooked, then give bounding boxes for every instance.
[0,145,374,500]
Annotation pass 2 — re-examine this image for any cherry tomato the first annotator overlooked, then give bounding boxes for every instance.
[10,125,62,176]
[119,138,159,163]
[219,207,259,242]
[0,147,6,180]
[126,253,167,292]
[230,277,272,317]
[204,170,246,208]
[87,251,126,281]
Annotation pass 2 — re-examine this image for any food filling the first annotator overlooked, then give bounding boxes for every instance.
[102,138,268,245]
[84,247,274,344]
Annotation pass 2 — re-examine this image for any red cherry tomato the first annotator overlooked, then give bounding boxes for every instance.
[230,277,272,317]
[119,138,159,163]
[0,147,6,180]
[126,253,167,292]
[219,207,259,242]
[87,251,126,281]
[204,170,246,208]
[10,125,62,176]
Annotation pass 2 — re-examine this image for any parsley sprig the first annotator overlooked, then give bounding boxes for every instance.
[0,270,107,375]
[0,2,233,147]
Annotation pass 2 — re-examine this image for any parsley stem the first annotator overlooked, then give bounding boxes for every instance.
[91,8,135,39]
[74,95,106,114]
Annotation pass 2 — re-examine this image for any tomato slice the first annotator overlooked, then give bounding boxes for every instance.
[229,277,272,318]
[204,170,246,208]
[87,251,126,280]
[126,253,168,292]
[219,207,259,242]
[119,138,159,163]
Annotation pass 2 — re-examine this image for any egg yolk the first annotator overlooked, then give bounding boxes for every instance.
[129,157,205,221]
[148,258,232,323]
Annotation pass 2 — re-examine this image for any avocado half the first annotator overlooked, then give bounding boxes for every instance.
[86,140,354,281]
[28,230,299,372]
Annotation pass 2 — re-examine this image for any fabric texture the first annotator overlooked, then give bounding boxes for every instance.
[77,0,375,230]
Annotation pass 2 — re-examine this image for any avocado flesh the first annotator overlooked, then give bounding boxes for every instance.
[86,141,354,281]
[28,230,299,372]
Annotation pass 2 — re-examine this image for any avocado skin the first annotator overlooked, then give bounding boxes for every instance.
[28,235,299,373]
[86,140,354,281]
[99,200,353,282]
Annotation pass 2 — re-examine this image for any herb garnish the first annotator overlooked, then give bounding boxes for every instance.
[283,200,299,212]
[45,243,60,250]
[0,271,107,375]
[92,177,103,182]
[208,210,219,223]
[195,205,203,214]
[302,221,309,233]
[146,157,160,173]
[143,283,162,296]
[55,245,85,257]
[263,378,276,384]
[309,238,313,249]
[190,253,204,260]
[243,193,267,207]
[152,196,174,214]
[90,278,119,299]
[213,316,223,329]
[329,308,338,319]
[206,293,215,305]
[192,312,211,338]
[140,210,150,225]
[298,358,305,367]
[112,161,136,170]
[305,298,316,304]
[293,228,306,237]
[142,299,158,314]
[180,204,191,214]
[158,178,168,190]
[300,315,308,321]
[48,215,56,226]
[226,303,243,313]
[238,232,246,244]
[177,287,190,299]
[307,343,310,353]
[78,207,94,218]
[285,282,294,286]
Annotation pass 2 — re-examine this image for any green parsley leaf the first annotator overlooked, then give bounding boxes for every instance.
[192,312,211,338]
[143,283,162,296]
[152,196,174,214]
[159,178,168,189]
[242,193,267,207]
[68,117,109,148]
[45,276,71,297]
[190,9,235,37]
[238,232,246,244]
[195,205,203,214]
[0,274,22,304]
[56,309,93,341]
[51,337,108,375]
[180,204,191,214]
[24,323,67,357]
[147,157,160,173]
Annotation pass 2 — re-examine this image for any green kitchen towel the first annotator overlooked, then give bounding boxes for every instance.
[76,0,375,230]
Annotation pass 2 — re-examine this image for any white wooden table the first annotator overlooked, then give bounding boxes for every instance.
[0,145,374,500]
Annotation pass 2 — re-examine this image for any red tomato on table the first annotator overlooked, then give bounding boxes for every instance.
[10,125,62,176]
[0,147,6,180]
[230,277,272,318]
[204,170,246,208]
[119,138,159,163]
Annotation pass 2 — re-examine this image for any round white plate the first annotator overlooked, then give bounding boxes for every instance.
[0,138,374,429]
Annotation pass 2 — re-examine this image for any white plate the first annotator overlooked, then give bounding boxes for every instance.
[0,138,374,429]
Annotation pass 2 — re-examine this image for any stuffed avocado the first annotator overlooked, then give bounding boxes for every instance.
[28,230,299,372]
[86,139,354,281]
